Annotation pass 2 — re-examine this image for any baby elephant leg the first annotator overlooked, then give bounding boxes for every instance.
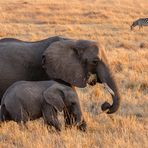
[1,104,28,124]
[42,103,61,131]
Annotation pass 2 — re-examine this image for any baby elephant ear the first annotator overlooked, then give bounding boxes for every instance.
[43,86,65,112]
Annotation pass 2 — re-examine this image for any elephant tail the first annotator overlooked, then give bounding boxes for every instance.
[0,104,11,121]
[0,106,1,122]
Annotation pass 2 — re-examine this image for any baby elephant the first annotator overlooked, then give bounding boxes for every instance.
[0,80,86,131]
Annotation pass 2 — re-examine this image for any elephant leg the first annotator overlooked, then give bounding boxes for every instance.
[42,103,61,131]
[11,106,28,123]
[1,104,28,123]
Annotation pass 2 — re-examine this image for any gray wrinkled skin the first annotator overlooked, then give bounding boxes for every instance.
[0,36,67,100]
[0,36,120,114]
[0,80,86,131]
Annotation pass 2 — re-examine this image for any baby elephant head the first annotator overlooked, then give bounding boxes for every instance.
[43,82,86,131]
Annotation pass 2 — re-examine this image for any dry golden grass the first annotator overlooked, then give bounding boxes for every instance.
[0,0,148,147]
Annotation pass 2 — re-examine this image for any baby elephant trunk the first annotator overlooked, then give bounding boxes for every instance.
[73,107,87,131]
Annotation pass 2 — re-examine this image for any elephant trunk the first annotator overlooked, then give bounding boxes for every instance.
[73,107,82,125]
[74,109,87,131]
[96,61,120,114]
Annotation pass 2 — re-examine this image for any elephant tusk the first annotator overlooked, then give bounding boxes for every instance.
[103,83,115,96]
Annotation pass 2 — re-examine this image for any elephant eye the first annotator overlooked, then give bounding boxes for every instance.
[42,55,46,66]
[71,102,76,106]
[92,59,99,65]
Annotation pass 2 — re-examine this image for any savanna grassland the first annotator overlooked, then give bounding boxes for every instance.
[0,0,148,147]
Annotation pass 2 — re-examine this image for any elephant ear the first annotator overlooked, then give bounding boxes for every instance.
[42,40,87,88]
[43,84,65,112]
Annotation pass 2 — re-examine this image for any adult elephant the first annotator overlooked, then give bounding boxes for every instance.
[0,36,120,114]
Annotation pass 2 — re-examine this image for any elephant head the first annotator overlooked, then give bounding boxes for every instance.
[43,83,86,130]
[42,39,120,114]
